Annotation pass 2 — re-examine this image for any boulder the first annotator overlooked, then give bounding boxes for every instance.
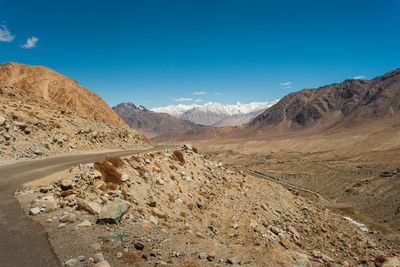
[14,121,27,130]
[76,198,102,215]
[29,207,40,216]
[97,200,129,224]
[60,179,73,190]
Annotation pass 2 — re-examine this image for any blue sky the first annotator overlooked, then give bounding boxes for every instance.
[1,0,399,108]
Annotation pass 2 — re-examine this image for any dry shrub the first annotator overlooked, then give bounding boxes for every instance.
[154,162,163,172]
[183,225,190,231]
[198,191,207,199]
[193,163,197,167]
[172,150,185,165]
[168,195,175,203]
[136,207,143,213]
[106,182,118,190]
[137,167,146,177]
[183,200,187,205]
[206,184,214,190]
[143,177,149,183]
[192,147,199,153]
[106,156,124,168]
[95,160,122,184]
[375,255,388,267]
[170,174,176,180]
[131,156,141,162]
[121,250,140,264]
[180,212,187,218]
[160,221,173,229]
[122,189,129,200]
[169,165,178,170]
[187,203,194,210]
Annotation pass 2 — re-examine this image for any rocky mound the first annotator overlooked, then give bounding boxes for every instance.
[0,62,127,127]
[16,145,400,266]
[0,83,148,161]
[113,102,197,138]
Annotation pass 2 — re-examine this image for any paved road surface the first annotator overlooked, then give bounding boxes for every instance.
[0,146,169,267]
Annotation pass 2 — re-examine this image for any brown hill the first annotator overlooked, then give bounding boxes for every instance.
[0,62,127,127]
[249,67,400,130]
[112,102,199,138]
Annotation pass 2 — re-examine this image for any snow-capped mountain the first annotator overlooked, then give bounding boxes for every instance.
[151,100,279,126]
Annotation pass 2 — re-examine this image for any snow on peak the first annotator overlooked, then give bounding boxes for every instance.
[151,100,279,118]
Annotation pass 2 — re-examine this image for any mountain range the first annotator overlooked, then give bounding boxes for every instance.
[151,100,278,127]
[154,67,400,142]
[112,102,199,138]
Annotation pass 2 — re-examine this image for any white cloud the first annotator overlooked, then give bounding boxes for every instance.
[175,97,193,102]
[20,36,38,49]
[285,86,291,89]
[193,91,206,95]
[280,81,292,86]
[214,92,222,96]
[0,25,15,42]
[353,75,366,79]
[194,98,203,103]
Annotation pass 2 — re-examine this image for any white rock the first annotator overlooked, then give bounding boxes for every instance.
[76,220,92,227]
[149,215,158,225]
[121,173,129,182]
[29,207,40,216]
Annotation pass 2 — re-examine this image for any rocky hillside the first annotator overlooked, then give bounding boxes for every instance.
[0,83,148,161]
[17,145,400,266]
[249,67,400,129]
[112,102,197,138]
[0,62,127,127]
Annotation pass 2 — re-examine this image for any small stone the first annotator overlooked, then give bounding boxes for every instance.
[231,223,239,229]
[39,186,52,193]
[32,148,43,156]
[198,252,207,259]
[14,121,27,130]
[76,220,91,227]
[226,258,235,264]
[121,173,129,182]
[65,255,86,266]
[116,252,122,259]
[0,116,5,126]
[261,203,268,211]
[94,253,105,263]
[93,170,102,178]
[149,216,158,225]
[46,218,52,223]
[145,158,151,164]
[61,179,73,190]
[93,261,112,267]
[134,242,144,250]
[57,223,66,229]
[59,213,77,223]
[29,207,40,216]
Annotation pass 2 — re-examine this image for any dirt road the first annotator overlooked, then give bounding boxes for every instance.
[0,146,170,267]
